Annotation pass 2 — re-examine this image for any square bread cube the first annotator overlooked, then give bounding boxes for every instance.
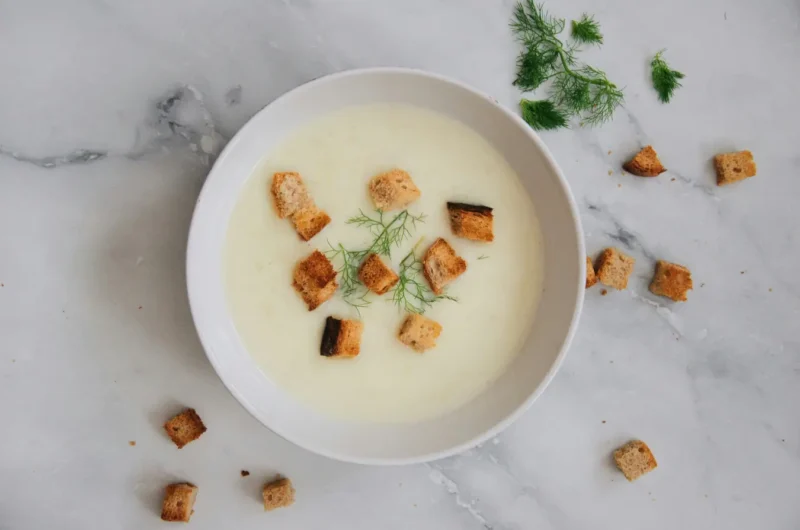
[585,257,598,288]
[398,314,443,352]
[596,248,635,290]
[164,408,207,449]
[320,317,364,358]
[614,440,658,481]
[358,253,399,295]
[161,483,198,522]
[623,145,666,177]
[271,172,311,219]
[368,169,421,211]
[291,206,331,241]
[714,150,756,186]
[423,238,467,295]
[292,250,338,311]
[263,477,295,511]
[649,260,693,302]
[447,202,494,242]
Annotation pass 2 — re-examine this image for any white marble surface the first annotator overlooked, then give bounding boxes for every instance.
[1,0,799,528]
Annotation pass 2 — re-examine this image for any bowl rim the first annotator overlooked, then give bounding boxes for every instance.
[186,66,585,465]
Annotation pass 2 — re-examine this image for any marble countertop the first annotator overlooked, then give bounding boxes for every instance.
[1,1,798,528]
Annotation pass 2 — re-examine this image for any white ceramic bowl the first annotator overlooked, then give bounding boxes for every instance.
[187,68,584,465]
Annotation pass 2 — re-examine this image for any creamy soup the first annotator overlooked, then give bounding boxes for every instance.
[224,104,544,423]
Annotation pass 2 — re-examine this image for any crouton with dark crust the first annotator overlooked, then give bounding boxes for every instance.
[359,253,399,295]
[292,250,338,311]
[320,317,364,358]
[423,238,467,295]
[447,202,494,242]
[623,146,666,177]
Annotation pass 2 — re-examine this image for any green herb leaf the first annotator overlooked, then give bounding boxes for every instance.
[520,99,568,130]
[651,50,685,103]
[570,14,603,45]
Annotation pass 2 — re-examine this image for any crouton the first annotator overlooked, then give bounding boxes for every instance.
[649,260,692,302]
[596,248,635,290]
[585,257,598,288]
[368,169,421,211]
[263,478,295,511]
[161,483,198,522]
[613,440,658,481]
[714,150,756,186]
[291,206,331,242]
[623,146,666,177]
[398,314,443,352]
[447,202,494,242]
[164,408,207,449]
[320,317,364,358]
[271,172,311,219]
[292,250,338,311]
[358,253,399,295]
[423,238,467,295]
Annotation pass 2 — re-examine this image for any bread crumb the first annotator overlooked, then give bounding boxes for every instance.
[740,270,746,275]
[241,470,250,477]
[263,478,295,511]
[769,288,773,292]
[161,483,198,522]
[602,420,606,424]
[164,408,207,449]
[614,440,657,481]
[138,306,142,310]
[607,170,613,176]
[714,150,756,186]
[601,289,608,295]
[129,441,136,446]
[608,150,612,155]
[649,260,693,302]
[670,178,676,182]
[617,184,622,188]
[596,248,635,290]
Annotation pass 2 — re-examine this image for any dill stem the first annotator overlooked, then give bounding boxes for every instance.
[363,210,408,256]
[555,47,615,88]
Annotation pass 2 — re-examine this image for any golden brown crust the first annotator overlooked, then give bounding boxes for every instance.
[263,477,295,511]
[447,202,494,242]
[423,238,467,295]
[368,169,421,211]
[614,440,658,481]
[271,172,311,219]
[649,260,693,302]
[292,250,338,311]
[358,253,400,295]
[585,257,598,289]
[595,248,635,290]
[623,146,666,177]
[398,314,443,352]
[291,206,331,241]
[714,150,756,186]
[161,483,198,522]
[164,409,207,449]
[320,317,364,358]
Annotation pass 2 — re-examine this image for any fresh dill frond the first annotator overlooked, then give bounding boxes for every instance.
[477,255,490,260]
[390,244,457,315]
[325,242,370,312]
[520,99,568,130]
[511,1,623,129]
[570,14,603,45]
[651,50,685,103]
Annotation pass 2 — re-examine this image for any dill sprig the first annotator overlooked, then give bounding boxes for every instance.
[571,14,603,45]
[389,243,457,315]
[651,50,685,103]
[511,1,623,130]
[325,242,370,311]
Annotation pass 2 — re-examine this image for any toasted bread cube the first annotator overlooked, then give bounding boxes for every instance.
[423,238,467,295]
[164,408,207,449]
[291,206,331,241]
[714,150,756,186]
[447,202,494,242]
[292,250,337,311]
[398,314,442,352]
[649,260,693,302]
[614,440,658,481]
[623,146,666,177]
[585,257,598,288]
[596,248,635,290]
[320,317,364,358]
[271,172,311,219]
[161,483,198,522]
[263,478,295,511]
[358,253,399,295]
[368,169,421,211]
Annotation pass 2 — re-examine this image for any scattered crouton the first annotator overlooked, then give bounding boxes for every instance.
[369,169,421,211]
[241,470,250,477]
[161,483,198,522]
[447,202,494,242]
[359,253,399,295]
[320,317,364,358]
[614,440,658,481]
[649,260,693,302]
[585,257,598,288]
[596,248,635,290]
[291,206,331,242]
[164,408,207,449]
[714,150,756,186]
[398,314,443,352]
[623,146,666,177]
[423,238,467,295]
[292,250,338,311]
[263,478,295,511]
